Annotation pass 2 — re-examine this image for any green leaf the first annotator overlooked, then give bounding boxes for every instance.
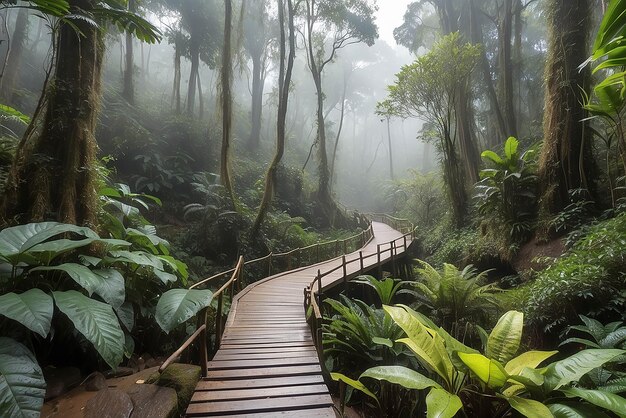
[543,349,626,391]
[507,396,553,418]
[114,302,135,332]
[360,365,441,390]
[481,150,505,165]
[155,289,213,333]
[505,351,559,375]
[487,310,524,363]
[32,264,125,309]
[0,222,98,264]
[458,352,508,389]
[504,136,519,160]
[0,289,53,338]
[426,388,463,418]
[0,338,46,418]
[330,372,378,403]
[560,387,626,418]
[385,305,454,386]
[549,403,611,418]
[53,291,124,369]
[0,104,30,125]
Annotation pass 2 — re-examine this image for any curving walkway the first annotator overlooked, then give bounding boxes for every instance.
[186,222,410,417]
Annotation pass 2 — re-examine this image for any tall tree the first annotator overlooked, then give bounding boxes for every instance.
[538,0,593,215]
[302,0,378,214]
[383,33,481,225]
[220,0,235,206]
[251,0,296,237]
[243,0,274,151]
[122,0,137,104]
[0,0,160,226]
[0,7,29,103]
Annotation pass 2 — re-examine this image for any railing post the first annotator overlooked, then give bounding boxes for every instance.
[377,244,382,278]
[215,293,224,351]
[197,307,208,377]
[343,239,347,254]
[359,251,364,273]
[268,252,273,276]
[335,240,339,257]
[287,253,292,270]
[296,249,301,268]
[391,241,397,277]
[404,235,407,251]
[316,244,320,262]
[316,269,322,307]
[342,255,347,284]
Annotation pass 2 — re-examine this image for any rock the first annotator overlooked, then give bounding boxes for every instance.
[84,389,133,418]
[104,367,135,378]
[145,363,201,415]
[84,372,107,392]
[43,366,82,400]
[128,384,178,418]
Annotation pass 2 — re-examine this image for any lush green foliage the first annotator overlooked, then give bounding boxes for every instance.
[408,260,502,340]
[475,137,538,243]
[524,213,626,334]
[334,306,626,417]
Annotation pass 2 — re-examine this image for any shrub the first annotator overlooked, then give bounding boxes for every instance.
[524,213,626,336]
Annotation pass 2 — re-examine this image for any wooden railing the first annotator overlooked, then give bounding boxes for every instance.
[304,215,416,358]
[159,220,374,375]
[159,256,244,377]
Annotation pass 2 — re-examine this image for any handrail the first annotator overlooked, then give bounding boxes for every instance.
[303,214,416,357]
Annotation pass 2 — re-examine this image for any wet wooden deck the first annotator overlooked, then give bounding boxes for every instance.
[186,221,410,417]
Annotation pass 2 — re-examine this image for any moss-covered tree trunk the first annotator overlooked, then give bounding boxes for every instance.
[220,0,235,207]
[1,0,103,227]
[538,0,592,215]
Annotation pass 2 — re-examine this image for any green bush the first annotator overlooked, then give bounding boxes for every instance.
[524,213,626,335]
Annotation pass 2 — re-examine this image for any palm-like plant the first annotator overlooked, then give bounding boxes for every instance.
[474,136,538,242]
[409,260,501,339]
[323,295,405,372]
[352,275,407,306]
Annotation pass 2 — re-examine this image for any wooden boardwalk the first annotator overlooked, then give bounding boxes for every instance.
[186,221,410,417]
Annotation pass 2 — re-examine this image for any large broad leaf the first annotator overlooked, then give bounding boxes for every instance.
[53,291,124,369]
[505,351,559,375]
[458,352,508,389]
[360,366,441,390]
[385,305,454,387]
[504,136,519,160]
[0,222,98,264]
[330,372,378,404]
[487,310,524,363]
[155,289,213,333]
[0,289,53,338]
[481,150,505,166]
[548,402,612,418]
[33,264,125,308]
[542,349,626,391]
[507,396,553,418]
[560,387,626,418]
[114,302,135,332]
[425,388,462,418]
[0,337,46,418]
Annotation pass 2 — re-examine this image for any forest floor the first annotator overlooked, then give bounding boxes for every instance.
[512,236,565,274]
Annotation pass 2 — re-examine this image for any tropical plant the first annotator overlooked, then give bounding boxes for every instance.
[584,0,626,173]
[323,295,405,374]
[334,307,626,417]
[561,315,626,394]
[0,212,210,417]
[525,212,626,336]
[475,136,538,243]
[408,260,502,340]
[352,275,407,306]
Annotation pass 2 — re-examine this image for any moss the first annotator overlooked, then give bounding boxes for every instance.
[146,363,201,415]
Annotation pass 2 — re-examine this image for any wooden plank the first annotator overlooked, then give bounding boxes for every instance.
[206,406,336,418]
[204,364,322,379]
[213,349,318,361]
[195,374,325,391]
[186,394,333,416]
[207,356,320,370]
[218,341,315,350]
[190,384,329,402]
